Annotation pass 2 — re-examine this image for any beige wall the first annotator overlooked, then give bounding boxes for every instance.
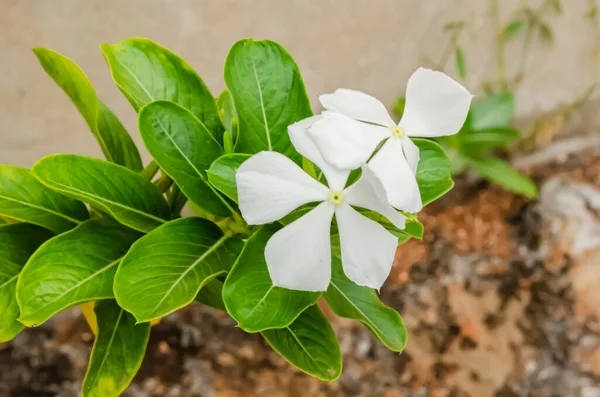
[1,0,597,167]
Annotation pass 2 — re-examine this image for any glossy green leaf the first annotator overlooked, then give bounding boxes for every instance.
[262,305,342,382]
[325,256,407,352]
[0,165,88,233]
[394,218,424,244]
[217,89,239,142]
[0,224,53,342]
[194,277,226,311]
[224,39,312,159]
[82,300,150,397]
[138,100,235,217]
[414,138,454,206]
[503,20,524,39]
[206,154,251,203]
[100,38,223,140]
[223,225,321,332]
[114,217,243,322]
[403,219,424,239]
[467,156,538,198]
[455,46,467,79]
[16,219,141,327]
[460,127,519,154]
[34,48,142,171]
[470,92,514,130]
[31,154,170,233]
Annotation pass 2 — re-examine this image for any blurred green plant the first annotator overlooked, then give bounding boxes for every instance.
[395,92,537,198]
[492,0,562,91]
[399,0,570,198]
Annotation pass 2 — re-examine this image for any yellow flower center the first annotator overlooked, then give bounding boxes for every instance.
[391,126,405,138]
[329,191,344,205]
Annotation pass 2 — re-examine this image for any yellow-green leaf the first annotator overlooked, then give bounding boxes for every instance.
[82,300,150,397]
[34,48,142,171]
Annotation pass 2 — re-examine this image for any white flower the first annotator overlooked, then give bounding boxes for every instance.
[236,117,406,292]
[308,67,473,213]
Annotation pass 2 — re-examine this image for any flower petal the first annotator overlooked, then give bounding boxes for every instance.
[319,88,396,127]
[236,151,329,224]
[335,203,398,290]
[288,116,350,191]
[400,67,472,138]
[368,138,423,212]
[308,111,390,170]
[344,165,406,230]
[265,201,335,291]
[401,136,420,174]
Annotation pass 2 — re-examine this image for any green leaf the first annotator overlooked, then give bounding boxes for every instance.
[503,20,524,39]
[223,225,321,332]
[114,217,243,322]
[194,277,226,311]
[442,21,465,31]
[302,157,318,179]
[0,223,53,342]
[437,141,469,175]
[586,4,597,20]
[206,154,251,203]
[393,218,424,244]
[538,22,554,42]
[100,38,224,141]
[138,100,235,217]
[403,219,424,239]
[217,89,239,141]
[224,39,312,159]
[16,218,141,327]
[470,92,514,130]
[460,127,520,154]
[223,132,234,154]
[394,96,406,118]
[262,305,342,382]
[33,48,142,171]
[414,138,454,206]
[82,300,150,397]
[455,46,467,79]
[31,154,170,233]
[324,256,407,352]
[467,156,538,198]
[0,165,88,233]
[548,0,562,14]
[358,210,423,242]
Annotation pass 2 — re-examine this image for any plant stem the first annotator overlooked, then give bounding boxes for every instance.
[514,0,555,88]
[514,14,535,88]
[141,160,159,180]
[168,185,188,218]
[154,173,173,193]
[492,0,508,91]
[438,30,461,70]
[562,84,597,119]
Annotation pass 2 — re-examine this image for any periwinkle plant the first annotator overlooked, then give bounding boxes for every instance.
[0,37,467,396]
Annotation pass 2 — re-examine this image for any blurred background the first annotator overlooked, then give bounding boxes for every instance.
[2,0,600,396]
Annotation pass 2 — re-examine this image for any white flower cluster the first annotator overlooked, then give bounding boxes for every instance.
[236,68,472,292]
